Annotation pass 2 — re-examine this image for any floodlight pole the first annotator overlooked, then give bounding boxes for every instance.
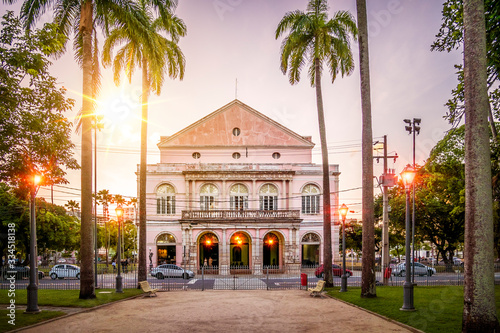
[26,176,40,313]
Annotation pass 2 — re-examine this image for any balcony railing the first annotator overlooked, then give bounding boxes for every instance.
[181,209,301,222]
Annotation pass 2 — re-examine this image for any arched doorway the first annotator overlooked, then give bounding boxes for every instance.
[230,232,250,268]
[199,232,219,269]
[156,233,176,265]
[263,232,280,268]
[301,233,320,267]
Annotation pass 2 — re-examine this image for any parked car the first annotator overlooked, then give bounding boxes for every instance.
[315,264,353,278]
[2,266,44,280]
[151,264,195,279]
[49,264,80,280]
[392,262,436,277]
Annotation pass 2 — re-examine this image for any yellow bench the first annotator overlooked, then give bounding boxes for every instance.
[139,281,158,297]
[308,280,326,298]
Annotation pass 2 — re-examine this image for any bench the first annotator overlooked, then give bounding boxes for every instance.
[308,280,326,298]
[139,281,158,297]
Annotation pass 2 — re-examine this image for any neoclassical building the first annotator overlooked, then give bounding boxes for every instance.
[141,100,340,273]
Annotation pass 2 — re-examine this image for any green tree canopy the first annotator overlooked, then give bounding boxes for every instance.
[0,12,78,197]
[432,0,500,130]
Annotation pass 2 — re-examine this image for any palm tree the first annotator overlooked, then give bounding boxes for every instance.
[20,0,151,299]
[97,189,112,266]
[65,200,80,217]
[356,0,376,298]
[102,0,186,285]
[276,0,357,287]
[462,0,500,330]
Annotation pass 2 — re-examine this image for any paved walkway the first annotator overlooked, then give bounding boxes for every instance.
[20,290,416,333]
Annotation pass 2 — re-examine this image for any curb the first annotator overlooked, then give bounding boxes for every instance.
[321,290,425,333]
[6,292,145,333]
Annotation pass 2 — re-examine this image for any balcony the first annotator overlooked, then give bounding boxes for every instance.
[181,209,301,223]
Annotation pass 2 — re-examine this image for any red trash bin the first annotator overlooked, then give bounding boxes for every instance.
[300,273,308,287]
[384,267,392,279]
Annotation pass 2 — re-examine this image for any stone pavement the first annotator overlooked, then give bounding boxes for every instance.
[19,290,418,333]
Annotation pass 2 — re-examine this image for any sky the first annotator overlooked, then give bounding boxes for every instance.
[1,0,463,219]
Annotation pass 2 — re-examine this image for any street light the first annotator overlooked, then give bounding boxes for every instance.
[115,205,124,293]
[339,203,349,292]
[400,164,416,311]
[404,118,421,284]
[26,174,42,313]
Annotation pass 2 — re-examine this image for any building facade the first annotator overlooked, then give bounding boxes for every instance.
[141,100,340,273]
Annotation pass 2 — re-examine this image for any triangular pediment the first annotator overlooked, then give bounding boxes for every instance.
[158,100,314,148]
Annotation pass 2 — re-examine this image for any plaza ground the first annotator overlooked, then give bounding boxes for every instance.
[18,290,416,333]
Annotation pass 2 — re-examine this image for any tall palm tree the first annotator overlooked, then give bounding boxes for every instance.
[20,0,151,299]
[276,0,357,287]
[356,0,376,298]
[102,0,186,284]
[462,0,500,330]
[65,200,80,216]
[97,189,112,266]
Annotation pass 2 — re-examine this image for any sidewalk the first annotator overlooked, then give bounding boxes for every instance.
[20,290,417,333]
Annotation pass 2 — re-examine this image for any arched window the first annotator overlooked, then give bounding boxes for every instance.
[230,184,248,210]
[200,184,219,210]
[259,183,278,210]
[302,184,320,214]
[157,184,176,215]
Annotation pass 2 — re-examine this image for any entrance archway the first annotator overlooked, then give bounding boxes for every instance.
[156,233,176,265]
[263,232,280,268]
[199,232,219,269]
[301,233,320,267]
[230,232,250,268]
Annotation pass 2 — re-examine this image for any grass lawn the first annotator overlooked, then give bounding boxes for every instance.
[0,289,143,332]
[326,285,500,333]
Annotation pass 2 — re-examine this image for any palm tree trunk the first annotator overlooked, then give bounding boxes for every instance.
[356,0,376,298]
[79,0,96,299]
[314,58,333,287]
[138,57,149,285]
[462,0,499,330]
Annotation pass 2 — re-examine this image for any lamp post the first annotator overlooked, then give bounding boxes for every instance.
[400,164,416,311]
[404,118,420,283]
[115,205,123,293]
[26,174,41,314]
[339,203,348,292]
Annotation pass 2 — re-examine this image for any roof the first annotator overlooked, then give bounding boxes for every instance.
[157,100,315,149]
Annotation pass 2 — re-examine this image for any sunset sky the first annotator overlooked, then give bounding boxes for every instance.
[1,0,463,219]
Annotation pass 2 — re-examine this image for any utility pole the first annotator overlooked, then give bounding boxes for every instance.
[374,135,398,285]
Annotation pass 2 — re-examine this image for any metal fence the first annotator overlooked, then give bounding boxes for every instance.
[1,263,499,291]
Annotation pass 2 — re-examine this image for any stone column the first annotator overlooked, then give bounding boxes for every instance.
[222,180,226,209]
[252,179,257,209]
[221,229,229,275]
[185,180,190,210]
[254,228,261,275]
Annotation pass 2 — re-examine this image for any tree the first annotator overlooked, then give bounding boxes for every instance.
[432,0,500,141]
[64,200,80,216]
[462,0,499,330]
[275,0,357,288]
[102,0,186,285]
[355,0,376,298]
[18,0,152,299]
[0,12,78,197]
[0,183,80,266]
[96,189,112,265]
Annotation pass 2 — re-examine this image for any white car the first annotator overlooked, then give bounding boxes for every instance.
[392,262,436,277]
[49,264,81,280]
[151,264,195,279]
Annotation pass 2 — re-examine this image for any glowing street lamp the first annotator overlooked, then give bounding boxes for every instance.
[115,205,124,293]
[339,204,349,292]
[26,174,42,313]
[400,164,416,311]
